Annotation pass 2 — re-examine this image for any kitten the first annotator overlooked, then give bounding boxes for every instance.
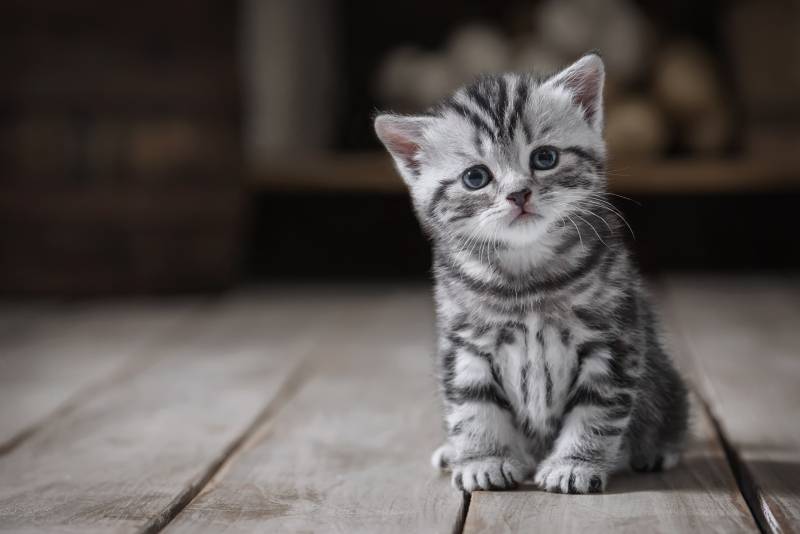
[374,53,688,494]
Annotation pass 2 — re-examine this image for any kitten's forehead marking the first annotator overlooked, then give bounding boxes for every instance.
[439,73,572,170]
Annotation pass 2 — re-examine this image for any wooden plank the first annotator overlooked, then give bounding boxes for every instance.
[164,289,465,534]
[463,394,757,533]
[0,288,355,533]
[248,152,800,194]
[0,299,190,451]
[663,276,800,533]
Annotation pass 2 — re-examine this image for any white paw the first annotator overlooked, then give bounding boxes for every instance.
[431,444,455,471]
[451,457,527,492]
[535,459,606,494]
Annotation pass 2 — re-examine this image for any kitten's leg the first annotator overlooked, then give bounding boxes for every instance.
[438,336,530,492]
[445,401,530,491]
[628,357,689,473]
[535,339,637,494]
[627,417,680,473]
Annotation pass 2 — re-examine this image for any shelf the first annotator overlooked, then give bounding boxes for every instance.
[248,152,800,194]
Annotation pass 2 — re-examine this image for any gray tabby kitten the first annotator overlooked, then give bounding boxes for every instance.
[374,53,688,494]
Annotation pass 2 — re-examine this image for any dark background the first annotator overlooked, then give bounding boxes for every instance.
[2,0,799,294]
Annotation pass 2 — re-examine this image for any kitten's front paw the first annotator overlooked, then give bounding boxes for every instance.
[535,459,607,494]
[451,457,527,492]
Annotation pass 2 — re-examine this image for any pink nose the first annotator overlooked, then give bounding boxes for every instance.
[506,188,531,208]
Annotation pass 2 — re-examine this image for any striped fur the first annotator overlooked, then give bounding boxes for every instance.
[375,54,688,494]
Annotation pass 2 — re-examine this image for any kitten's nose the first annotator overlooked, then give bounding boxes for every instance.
[506,188,531,208]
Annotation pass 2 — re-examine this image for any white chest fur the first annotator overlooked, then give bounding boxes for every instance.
[495,312,577,430]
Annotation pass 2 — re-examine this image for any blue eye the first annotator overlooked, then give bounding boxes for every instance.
[461,165,493,190]
[530,147,559,171]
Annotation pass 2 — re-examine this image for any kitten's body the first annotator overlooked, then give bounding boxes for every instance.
[375,54,688,494]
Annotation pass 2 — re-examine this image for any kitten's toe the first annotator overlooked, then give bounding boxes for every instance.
[431,444,455,471]
[451,457,527,492]
[535,460,607,494]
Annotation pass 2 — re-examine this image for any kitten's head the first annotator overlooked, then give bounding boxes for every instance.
[375,53,607,248]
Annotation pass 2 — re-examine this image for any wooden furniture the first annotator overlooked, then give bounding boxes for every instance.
[0,277,797,532]
[0,1,243,294]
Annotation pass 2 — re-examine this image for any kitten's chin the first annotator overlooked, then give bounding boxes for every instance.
[499,216,551,246]
[509,212,537,226]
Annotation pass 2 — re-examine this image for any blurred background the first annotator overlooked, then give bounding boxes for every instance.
[2,0,800,295]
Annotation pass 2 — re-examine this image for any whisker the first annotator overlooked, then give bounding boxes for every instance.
[538,190,637,241]
[580,196,636,240]
[574,204,613,234]
[564,214,584,251]
[585,202,636,240]
[603,192,642,206]
[573,213,609,249]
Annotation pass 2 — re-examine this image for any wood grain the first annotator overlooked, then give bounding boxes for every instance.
[3,282,793,532]
[663,277,800,533]
[463,394,757,534]
[0,299,191,451]
[165,289,466,534]
[0,289,346,533]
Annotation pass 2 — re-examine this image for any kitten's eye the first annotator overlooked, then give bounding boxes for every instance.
[461,165,493,190]
[530,146,559,171]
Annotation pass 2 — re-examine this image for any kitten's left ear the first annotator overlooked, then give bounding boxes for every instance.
[545,53,605,131]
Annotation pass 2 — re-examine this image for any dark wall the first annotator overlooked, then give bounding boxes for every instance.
[0,1,243,294]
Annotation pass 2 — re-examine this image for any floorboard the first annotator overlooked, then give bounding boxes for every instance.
[663,276,800,533]
[0,299,191,452]
[165,289,466,534]
[0,290,345,533]
[1,279,794,532]
[463,393,758,533]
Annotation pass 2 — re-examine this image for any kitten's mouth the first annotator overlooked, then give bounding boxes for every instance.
[510,210,538,225]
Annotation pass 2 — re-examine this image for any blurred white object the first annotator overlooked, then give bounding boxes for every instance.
[605,97,668,157]
[411,53,461,108]
[513,39,565,75]
[375,46,423,105]
[536,0,648,83]
[241,0,337,161]
[376,48,459,109]
[536,0,593,59]
[686,102,731,154]
[447,24,511,79]
[653,41,720,120]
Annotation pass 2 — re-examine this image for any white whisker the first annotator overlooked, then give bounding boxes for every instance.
[573,213,609,249]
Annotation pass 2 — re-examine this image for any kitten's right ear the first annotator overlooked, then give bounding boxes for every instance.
[544,53,605,132]
[374,114,433,182]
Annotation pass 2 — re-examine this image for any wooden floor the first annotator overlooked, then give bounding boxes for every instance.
[0,277,798,533]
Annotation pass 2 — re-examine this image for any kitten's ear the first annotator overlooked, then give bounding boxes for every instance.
[545,53,605,131]
[374,114,433,182]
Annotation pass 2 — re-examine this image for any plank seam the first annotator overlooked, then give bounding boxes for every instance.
[0,356,171,457]
[0,303,206,457]
[695,392,776,534]
[140,357,313,534]
[659,279,780,534]
[453,491,471,534]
